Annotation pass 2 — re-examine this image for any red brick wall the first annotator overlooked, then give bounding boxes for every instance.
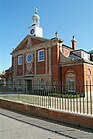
[12,56,17,76]
[12,57,14,76]
[24,54,26,75]
[63,47,71,57]
[62,64,85,93]
[84,63,93,83]
[47,49,49,74]
[62,64,84,84]
[51,45,60,84]
[17,55,23,76]
[31,38,44,45]
[84,63,93,91]
[36,48,45,74]
[17,65,23,76]
[17,40,27,51]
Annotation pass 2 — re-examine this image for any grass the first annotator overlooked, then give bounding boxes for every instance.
[0,87,13,92]
[0,87,22,92]
[49,93,85,98]
[0,86,85,98]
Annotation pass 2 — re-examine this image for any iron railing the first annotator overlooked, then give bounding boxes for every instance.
[0,82,93,115]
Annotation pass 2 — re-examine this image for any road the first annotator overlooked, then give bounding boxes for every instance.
[0,108,93,139]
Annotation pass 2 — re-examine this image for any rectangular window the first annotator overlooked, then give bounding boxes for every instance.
[18,55,22,65]
[38,50,44,62]
[67,77,75,93]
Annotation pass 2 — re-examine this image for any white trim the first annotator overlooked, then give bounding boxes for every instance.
[26,53,33,63]
[38,49,44,62]
[66,73,76,93]
[18,55,22,65]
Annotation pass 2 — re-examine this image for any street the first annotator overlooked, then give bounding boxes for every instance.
[0,108,93,139]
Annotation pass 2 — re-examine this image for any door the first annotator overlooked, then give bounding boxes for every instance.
[27,79,32,93]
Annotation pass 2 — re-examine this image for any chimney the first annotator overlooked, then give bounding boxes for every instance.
[71,35,76,50]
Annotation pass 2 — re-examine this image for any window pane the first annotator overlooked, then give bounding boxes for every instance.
[38,50,44,61]
[66,75,76,93]
[18,55,22,65]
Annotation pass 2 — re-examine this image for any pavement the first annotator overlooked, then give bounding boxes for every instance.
[0,108,93,139]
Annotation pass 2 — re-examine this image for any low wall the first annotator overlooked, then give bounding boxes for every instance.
[0,98,93,129]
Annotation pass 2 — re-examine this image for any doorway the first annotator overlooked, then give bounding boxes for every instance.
[26,79,32,93]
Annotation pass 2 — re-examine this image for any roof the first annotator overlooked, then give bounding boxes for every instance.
[5,67,12,72]
[69,51,82,60]
[62,44,73,50]
[89,50,93,54]
[73,49,92,54]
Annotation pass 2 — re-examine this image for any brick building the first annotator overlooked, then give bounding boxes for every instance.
[0,71,6,87]
[5,67,12,88]
[10,9,93,93]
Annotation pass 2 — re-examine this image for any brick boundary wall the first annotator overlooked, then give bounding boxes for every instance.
[0,98,93,129]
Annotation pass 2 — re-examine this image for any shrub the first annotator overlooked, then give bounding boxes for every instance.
[49,93,85,98]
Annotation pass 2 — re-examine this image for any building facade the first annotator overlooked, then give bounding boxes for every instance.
[0,71,6,87]
[5,67,12,88]
[10,9,93,93]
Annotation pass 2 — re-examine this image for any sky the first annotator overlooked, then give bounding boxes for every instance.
[0,0,93,73]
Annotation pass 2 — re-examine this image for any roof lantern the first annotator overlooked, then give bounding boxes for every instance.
[32,8,40,25]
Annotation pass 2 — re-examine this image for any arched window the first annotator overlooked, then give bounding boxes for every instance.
[66,73,76,93]
[87,69,91,75]
[86,69,92,85]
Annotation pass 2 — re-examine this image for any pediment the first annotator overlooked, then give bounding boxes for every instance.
[11,35,48,54]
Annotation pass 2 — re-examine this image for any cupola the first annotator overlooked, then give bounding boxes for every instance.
[29,8,43,37]
[32,8,40,25]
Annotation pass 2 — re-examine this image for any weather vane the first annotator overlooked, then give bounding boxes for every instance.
[35,7,38,14]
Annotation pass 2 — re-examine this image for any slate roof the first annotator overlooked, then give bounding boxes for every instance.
[89,50,93,54]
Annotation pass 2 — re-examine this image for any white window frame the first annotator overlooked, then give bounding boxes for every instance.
[66,74,76,93]
[38,49,44,62]
[18,55,22,65]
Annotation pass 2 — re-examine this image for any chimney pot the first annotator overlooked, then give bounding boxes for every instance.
[71,35,76,50]
[55,31,58,38]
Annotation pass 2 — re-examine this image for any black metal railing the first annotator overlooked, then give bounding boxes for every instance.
[0,82,93,115]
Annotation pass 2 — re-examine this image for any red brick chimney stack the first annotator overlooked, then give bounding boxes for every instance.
[71,35,76,50]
